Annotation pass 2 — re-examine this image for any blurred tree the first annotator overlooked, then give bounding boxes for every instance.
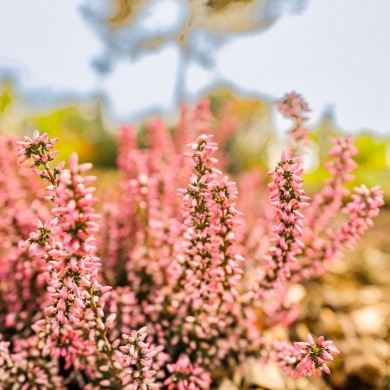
[80,0,308,104]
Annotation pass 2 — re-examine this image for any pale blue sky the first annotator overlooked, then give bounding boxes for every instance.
[1,0,390,135]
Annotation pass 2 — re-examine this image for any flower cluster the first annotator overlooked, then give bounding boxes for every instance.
[258,151,309,294]
[179,134,243,307]
[294,334,340,377]
[121,327,158,389]
[273,334,340,379]
[293,184,384,282]
[164,355,212,390]
[170,134,257,374]
[0,335,63,389]
[16,130,62,186]
[332,184,384,250]
[25,152,117,376]
[0,94,384,388]
[0,136,50,333]
[276,91,310,151]
[304,135,358,237]
[15,132,159,388]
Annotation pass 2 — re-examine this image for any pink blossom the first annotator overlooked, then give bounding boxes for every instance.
[164,355,211,390]
[293,334,340,377]
[121,327,159,389]
[276,92,310,154]
[257,152,310,294]
[274,334,340,378]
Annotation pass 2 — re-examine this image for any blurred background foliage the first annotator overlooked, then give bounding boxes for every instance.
[1,79,389,203]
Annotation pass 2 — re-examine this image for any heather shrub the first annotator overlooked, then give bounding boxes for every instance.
[0,93,383,389]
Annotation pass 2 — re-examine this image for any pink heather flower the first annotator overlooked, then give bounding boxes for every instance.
[273,339,302,377]
[120,327,159,389]
[0,137,51,332]
[0,335,63,388]
[0,336,12,371]
[294,334,340,378]
[332,184,384,250]
[276,92,310,152]
[293,184,384,282]
[291,136,361,281]
[177,134,243,312]
[164,132,261,378]
[164,355,211,390]
[6,96,386,388]
[16,130,63,186]
[31,154,106,333]
[304,136,358,236]
[277,92,310,121]
[17,132,122,385]
[257,151,310,294]
[179,134,244,305]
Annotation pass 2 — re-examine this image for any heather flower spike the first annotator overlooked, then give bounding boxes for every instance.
[16,130,63,186]
[258,151,310,294]
[121,327,158,389]
[179,134,243,308]
[277,92,310,154]
[304,135,358,235]
[16,130,152,388]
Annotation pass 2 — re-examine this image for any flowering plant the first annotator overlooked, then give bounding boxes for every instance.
[0,93,383,389]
